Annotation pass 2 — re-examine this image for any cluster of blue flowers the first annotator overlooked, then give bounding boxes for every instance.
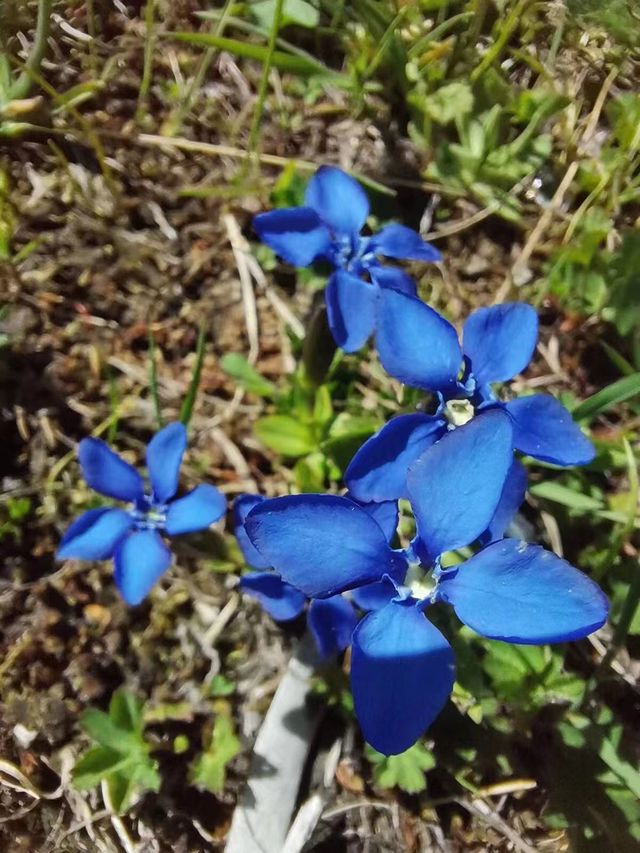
[58,166,608,756]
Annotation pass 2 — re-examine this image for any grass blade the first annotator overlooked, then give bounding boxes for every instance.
[180,325,207,427]
[572,373,640,421]
[148,329,164,429]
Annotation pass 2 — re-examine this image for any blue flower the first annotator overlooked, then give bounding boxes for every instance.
[345,297,595,502]
[244,413,608,755]
[57,423,226,605]
[234,492,397,660]
[253,166,441,353]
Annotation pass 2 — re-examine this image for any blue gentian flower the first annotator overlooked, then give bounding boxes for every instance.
[253,165,441,353]
[234,492,398,659]
[345,297,595,502]
[57,423,226,605]
[244,412,608,755]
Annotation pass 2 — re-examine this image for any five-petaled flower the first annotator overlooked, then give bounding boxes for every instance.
[234,492,397,660]
[253,165,441,353]
[345,297,595,503]
[57,423,226,605]
[244,412,608,755]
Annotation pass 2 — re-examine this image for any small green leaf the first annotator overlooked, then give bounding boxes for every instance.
[180,325,207,427]
[313,384,333,428]
[190,713,241,794]
[220,353,277,397]
[72,747,134,789]
[207,674,236,697]
[109,690,144,734]
[251,0,320,29]
[366,741,435,794]
[80,710,139,753]
[424,81,474,125]
[254,415,316,457]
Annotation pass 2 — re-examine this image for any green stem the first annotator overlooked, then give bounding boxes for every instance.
[170,0,234,135]
[136,0,157,123]
[470,0,531,83]
[247,0,284,156]
[9,0,54,100]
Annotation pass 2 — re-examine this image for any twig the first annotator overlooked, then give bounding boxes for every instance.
[455,797,538,853]
[101,780,139,853]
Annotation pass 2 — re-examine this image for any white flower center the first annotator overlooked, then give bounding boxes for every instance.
[444,398,475,428]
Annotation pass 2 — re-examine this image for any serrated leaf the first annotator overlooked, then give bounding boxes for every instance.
[366,741,435,793]
[254,415,316,457]
[220,353,277,397]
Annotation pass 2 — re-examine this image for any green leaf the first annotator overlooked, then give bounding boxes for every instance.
[313,384,333,428]
[207,674,236,697]
[72,747,134,789]
[168,32,341,79]
[571,373,640,421]
[190,713,241,794]
[220,353,277,397]
[424,81,474,125]
[529,481,603,512]
[366,742,435,794]
[251,0,320,29]
[80,710,139,753]
[322,413,380,470]
[254,415,316,457]
[109,690,144,735]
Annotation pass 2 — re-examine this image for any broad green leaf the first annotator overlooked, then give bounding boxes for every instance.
[293,451,327,491]
[220,353,277,397]
[366,742,435,793]
[190,713,241,794]
[251,0,320,29]
[571,373,640,421]
[529,481,603,512]
[254,415,316,457]
[72,747,134,789]
[322,414,379,470]
[313,384,333,427]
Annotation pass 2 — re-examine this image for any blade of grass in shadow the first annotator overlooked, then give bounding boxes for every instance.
[247,0,284,156]
[136,0,157,123]
[148,329,164,429]
[180,325,207,427]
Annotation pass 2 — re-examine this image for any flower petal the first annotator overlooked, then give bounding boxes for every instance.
[308,596,358,659]
[253,207,331,266]
[347,495,398,543]
[462,303,538,386]
[78,438,144,502]
[239,572,306,621]
[480,459,528,545]
[146,422,187,503]
[325,270,377,352]
[345,414,445,502]
[351,600,455,755]
[351,577,397,611]
[244,494,406,598]
[114,529,172,605]
[407,410,513,561]
[376,289,462,391]
[233,494,271,569]
[369,265,417,297]
[304,166,369,234]
[164,484,226,535]
[57,508,133,560]
[438,539,609,643]
[505,395,595,466]
[368,224,441,262]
